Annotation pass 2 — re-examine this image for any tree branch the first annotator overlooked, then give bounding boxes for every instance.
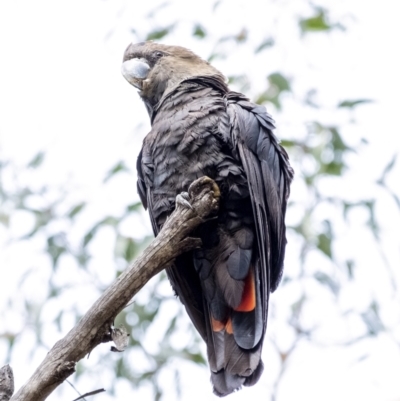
[10,176,220,401]
[0,365,14,401]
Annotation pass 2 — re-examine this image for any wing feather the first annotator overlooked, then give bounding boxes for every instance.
[226,91,293,307]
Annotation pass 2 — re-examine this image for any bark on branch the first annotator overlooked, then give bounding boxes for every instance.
[10,176,220,401]
[0,365,14,401]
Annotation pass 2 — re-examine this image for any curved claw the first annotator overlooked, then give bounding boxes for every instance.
[176,192,193,210]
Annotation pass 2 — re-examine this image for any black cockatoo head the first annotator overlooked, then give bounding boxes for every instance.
[121,42,226,113]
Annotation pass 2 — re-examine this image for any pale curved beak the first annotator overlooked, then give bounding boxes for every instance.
[121,58,150,89]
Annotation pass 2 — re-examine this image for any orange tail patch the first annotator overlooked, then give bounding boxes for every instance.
[211,317,225,332]
[234,268,256,312]
[225,318,233,334]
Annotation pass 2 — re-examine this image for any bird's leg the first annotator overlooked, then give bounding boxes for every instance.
[176,192,193,210]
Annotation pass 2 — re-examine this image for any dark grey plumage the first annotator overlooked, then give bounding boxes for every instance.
[122,42,293,397]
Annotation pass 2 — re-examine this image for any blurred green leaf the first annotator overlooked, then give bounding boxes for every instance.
[22,207,53,238]
[217,28,248,45]
[255,37,274,53]
[346,260,355,279]
[255,73,291,109]
[146,25,175,41]
[53,310,63,332]
[377,154,397,185]
[207,52,226,62]
[300,10,331,33]
[321,161,344,176]
[213,0,221,11]
[68,202,86,219]
[280,139,297,149]
[269,72,291,92]
[361,300,385,336]
[146,1,170,19]
[126,202,144,213]
[317,220,333,258]
[0,212,9,226]
[28,152,45,168]
[103,161,129,183]
[115,235,138,261]
[184,350,206,365]
[314,271,339,295]
[304,89,319,108]
[235,28,248,43]
[227,74,250,92]
[290,294,306,323]
[338,99,373,108]
[101,216,119,226]
[165,316,177,337]
[83,229,95,247]
[47,234,67,268]
[364,200,379,239]
[317,233,332,258]
[193,24,207,38]
[329,126,348,152]
[83,216,119,247]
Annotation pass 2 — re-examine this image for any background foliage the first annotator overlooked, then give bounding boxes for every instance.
[1,1,399,400]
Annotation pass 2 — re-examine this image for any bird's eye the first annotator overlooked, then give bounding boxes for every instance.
[154,51,164,59]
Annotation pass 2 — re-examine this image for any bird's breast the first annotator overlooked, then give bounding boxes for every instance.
[142,85,249,225]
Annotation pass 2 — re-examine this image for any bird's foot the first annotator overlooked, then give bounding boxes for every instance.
[176,192,193,210]
[188,176,220,202]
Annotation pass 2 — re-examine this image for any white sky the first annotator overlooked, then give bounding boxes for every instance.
[1,0,400,400]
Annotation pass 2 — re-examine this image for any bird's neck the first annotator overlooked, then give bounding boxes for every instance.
[145,75,229,124]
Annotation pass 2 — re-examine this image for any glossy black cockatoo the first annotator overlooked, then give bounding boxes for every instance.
[121,42,293,396]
